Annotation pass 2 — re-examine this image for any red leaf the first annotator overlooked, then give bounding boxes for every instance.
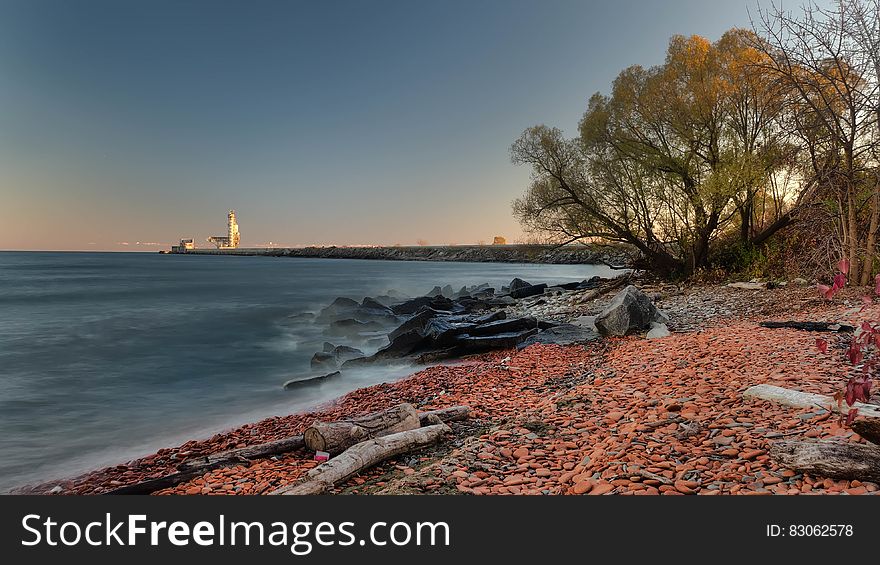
[833,390,844,410]
[816,338,828,353]
[846,344,864,365]
[863,321,875,333]
[817,284,834,299]
[861,295,873,310]
[838,258,851,275]
[833,273,846,290]
[845,408,859,427]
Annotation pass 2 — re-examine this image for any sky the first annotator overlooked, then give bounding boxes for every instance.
[1,0,770,251]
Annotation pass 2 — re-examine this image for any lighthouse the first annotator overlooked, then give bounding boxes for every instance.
[207,210,241,249]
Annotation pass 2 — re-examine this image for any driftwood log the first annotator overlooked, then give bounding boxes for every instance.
[304,403,420,455]
[273,423,452,495]
[418,405,471,426]
[758,321,855,333]
[851,419,880,446]
[770,440,880,483]
[742,384,880,419]
[106,435,305,495]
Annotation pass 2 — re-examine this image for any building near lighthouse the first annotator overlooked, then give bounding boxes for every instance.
[207,210,241,249]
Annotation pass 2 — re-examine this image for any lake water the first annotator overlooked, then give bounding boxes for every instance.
[0,251,616,491]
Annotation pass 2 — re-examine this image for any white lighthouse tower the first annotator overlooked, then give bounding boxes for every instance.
[208,209,241,249]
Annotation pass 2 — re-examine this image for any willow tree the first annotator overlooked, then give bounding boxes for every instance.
[512,30,799,276]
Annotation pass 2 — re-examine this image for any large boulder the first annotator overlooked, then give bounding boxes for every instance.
[284,370,342,390]
[456,328,539,350]
[510,283,547,299]
[333,345,365,364]
[375,329,425,357]
[391,296,435,315]
[469,316,537,336]
[517,324,601,349]
[423,318,476,347]
[327,318,385,337]
[316,297,360,322]
[310,351,337,370]
[509,278,533,293]
[594,285,668,336]
[388,307,442,341]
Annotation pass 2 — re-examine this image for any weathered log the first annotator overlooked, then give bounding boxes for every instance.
[418,405,471,426]
[104,470,204,495]
[758,321,854,333]
[851,418,880,445]
[106,435,305,495]
[272,423,451,495]
[742,384,880,419]
[176,435,305,473]
[303,403,420,455]
[770,440,880,483]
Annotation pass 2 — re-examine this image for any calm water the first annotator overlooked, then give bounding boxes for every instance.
[0,252,615,491]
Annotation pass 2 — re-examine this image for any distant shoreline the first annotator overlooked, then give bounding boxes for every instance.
[164,243,631,266]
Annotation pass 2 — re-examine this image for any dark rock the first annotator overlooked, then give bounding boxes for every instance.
[594,285,668,337]
[516,324,601,349]
[310,351,337,369]
[333,345,365,364]
[283,371,342,390]
[391,296,437,315]
[470,316,537,336]
[509,278,533,292]
[456,328,539,350]
[428,295,457,311]
[316,297,359,322]
[423,318,477,347]
[361,297,390,311]
[352,302,398,324]
[388,307,442,342]
[455,297,492,312]
[556,281,583,291]
[322,342,336,353]
[327,318,385,337]
[471,310,507,325]
[485,296,517,307]
[472,287,495,298]
[376,329,426,357]
[510,283,547,299]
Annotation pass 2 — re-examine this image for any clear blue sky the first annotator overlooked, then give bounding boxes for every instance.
[1,0,765,250]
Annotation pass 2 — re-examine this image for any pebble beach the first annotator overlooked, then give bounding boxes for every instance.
[21,282,880,496]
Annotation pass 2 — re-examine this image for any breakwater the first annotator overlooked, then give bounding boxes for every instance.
[167,244,629,265]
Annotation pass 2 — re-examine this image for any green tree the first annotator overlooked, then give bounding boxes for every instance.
[512,30,800,276]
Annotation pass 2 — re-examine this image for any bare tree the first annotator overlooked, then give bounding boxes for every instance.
[753,0,880,283]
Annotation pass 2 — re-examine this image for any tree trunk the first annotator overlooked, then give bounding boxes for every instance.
[861,187,880,286]
[272,423,451,495]
[770,440,880,483]
[303,403,420,455]
[847,186,862,283]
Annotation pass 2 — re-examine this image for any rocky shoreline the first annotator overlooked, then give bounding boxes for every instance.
[169,243,632,265]
[16,279,880,496]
